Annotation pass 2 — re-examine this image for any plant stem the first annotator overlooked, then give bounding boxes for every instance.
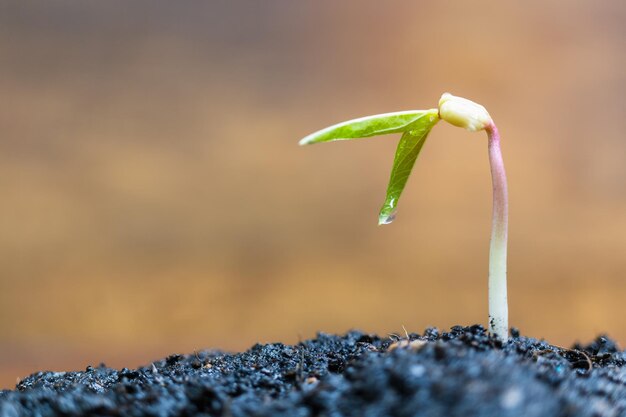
[485,122,509,342]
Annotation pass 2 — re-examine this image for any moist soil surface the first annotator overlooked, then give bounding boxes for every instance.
[1,325,625,417]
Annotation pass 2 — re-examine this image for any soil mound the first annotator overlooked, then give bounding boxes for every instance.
[1,325,624,416]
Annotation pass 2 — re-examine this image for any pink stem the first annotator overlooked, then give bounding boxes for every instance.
[485,122,509,341]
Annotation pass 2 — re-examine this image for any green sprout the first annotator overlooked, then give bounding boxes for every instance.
[299,93,510,342]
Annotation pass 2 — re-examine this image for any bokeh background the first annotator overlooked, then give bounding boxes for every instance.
[1,1,624,388]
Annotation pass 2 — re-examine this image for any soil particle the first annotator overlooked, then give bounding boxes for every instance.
[1,326,624,417]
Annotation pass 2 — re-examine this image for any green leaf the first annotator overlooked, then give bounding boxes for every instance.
[299,109,439,145]
[378,114,439,225]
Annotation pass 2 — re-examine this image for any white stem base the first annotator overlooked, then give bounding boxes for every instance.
[489,238,508,341]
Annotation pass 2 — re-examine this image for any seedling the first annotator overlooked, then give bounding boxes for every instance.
[299,93,510,342]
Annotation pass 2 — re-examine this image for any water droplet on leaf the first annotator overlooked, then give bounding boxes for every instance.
[378,211,397,225]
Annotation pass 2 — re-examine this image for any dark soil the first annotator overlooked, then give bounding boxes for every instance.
[1,326,625,417]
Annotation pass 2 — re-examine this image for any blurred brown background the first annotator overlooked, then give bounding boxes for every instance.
[1,1,624,388]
